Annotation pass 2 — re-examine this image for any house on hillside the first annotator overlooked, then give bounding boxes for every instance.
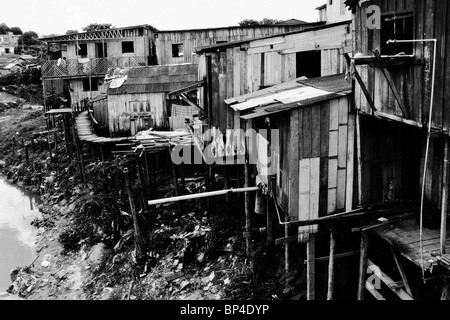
[0,55,26,75]
[316,0,352,23]
[39,21,320,111]
[93,64,199,137]
[39,25,160,107]
[0,32,20,55]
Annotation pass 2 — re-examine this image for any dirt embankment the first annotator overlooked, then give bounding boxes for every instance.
[0,103,292,301]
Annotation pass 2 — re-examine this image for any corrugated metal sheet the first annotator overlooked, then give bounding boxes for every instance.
[108,64,198,95]
[228,74,351,118]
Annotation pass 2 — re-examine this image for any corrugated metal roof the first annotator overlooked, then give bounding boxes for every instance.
[0,55,24,67]
[227,74,351,119]
[2,62,24,70]
[108,64,198,95]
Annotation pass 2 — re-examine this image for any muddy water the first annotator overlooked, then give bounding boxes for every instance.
[0,177,41,291]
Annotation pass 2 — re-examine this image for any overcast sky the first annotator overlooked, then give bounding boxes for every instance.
[2,0,326,36]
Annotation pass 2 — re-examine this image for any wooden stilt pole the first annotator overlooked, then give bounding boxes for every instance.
[285,222,290,282]
[144,153,150,187]
[440,137,449,255]
[223,165,229,202]
[307,234,316,300]
[25,145,29,166]
[180,163,186,195]
[327,224,336,300]
[123,167,145,260]
[441,276,450,300]
[357,231,369,300]
[266,194,272,244]
[47,131,52,163]
[356,110,363,206]
[391,246,413,298]
[135,156,148,212]
[244,159,251,255]
[72,122,86,185]
[168,146,180,210]
[100,145,105,162]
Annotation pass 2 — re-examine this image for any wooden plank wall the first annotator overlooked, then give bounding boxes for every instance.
[69,78,101,105]
[65,37,149,60]
[107,92,167,136]
[155,25,308,66]
[207,47,248,133]
[92,99,109,134]
[355,0,450,131]
[203,22,353,134]
[275,96,354,224]
[43,79,65,96]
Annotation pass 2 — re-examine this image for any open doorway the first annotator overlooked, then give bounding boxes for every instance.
[96,43,107,58]
[360,116,421,205]
[296,50,321,79]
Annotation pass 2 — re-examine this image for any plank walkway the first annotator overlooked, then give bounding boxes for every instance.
[75,111,194,154]
[76,111,131,143]
[374,218,450,272]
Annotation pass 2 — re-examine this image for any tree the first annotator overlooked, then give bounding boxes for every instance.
[65,29,79,35]
[0,23,10,34]
[10,27,23,35]
[344,0,359,13]
[238,18,284,26]
[82,23,113,32]
[18,31,39,46]
[238,19,260,27]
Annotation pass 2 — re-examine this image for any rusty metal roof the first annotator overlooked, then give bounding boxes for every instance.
[227,74,352,119]
[107,64,199,95]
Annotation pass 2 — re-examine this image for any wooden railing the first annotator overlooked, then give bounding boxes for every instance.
[41,56,148,78]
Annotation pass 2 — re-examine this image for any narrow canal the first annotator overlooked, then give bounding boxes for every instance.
[0,177,41,291]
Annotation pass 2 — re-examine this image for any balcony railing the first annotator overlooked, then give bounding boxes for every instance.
[41,56,148,78]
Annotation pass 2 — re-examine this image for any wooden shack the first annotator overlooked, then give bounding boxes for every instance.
[40,25,159,106]
[154,22,323,66]
[349,0,450,300]
[105,64,199,136]
[195,21,352,141]
[227,74,353,222]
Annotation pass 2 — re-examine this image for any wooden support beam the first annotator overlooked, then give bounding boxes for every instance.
[223,165,229,202]
[168,146,180,196]
[344,53,376,112]
[441,138,449,255]
[180,93,203,111]
[357,231,369,300]
[367,259,413,300]
[372,111,422,128]
[285,222,290,278]
[355,110,363,207]
[391,247,413,298]
[123,167,145,260]
[307,234,316,300]
[365,281,386,300]
[135,157,149,212]
[147,187,259,206]
[327,225,336,300]
[373,50,409,119]
[266,195,273,244]
[303,251,360,264]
